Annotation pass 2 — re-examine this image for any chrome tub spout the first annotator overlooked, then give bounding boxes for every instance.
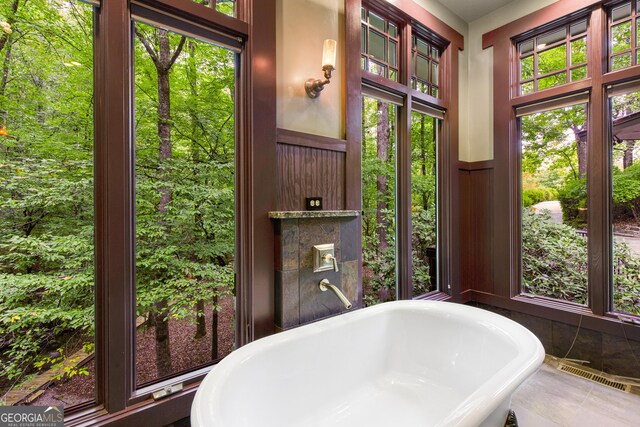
[319,279,352,309]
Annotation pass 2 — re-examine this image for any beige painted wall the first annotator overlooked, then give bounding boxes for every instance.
[464,0,559,161]
[276,0,345,139]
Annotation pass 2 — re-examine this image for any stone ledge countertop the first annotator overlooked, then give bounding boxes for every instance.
[268,210,360,219]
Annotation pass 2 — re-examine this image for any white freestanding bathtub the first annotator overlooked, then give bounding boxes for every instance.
[191,300,544,427]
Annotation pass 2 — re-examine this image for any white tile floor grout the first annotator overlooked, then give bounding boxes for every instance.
[511,362,640,426]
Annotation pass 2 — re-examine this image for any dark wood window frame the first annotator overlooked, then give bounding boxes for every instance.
[360,6,401,81]
[483,0,640,341]
[608,0,640,71]
[517,18,588,95]
[63,0,276,425]
[347,0,463,302]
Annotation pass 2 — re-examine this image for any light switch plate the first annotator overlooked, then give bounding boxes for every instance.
[313,243,335,272]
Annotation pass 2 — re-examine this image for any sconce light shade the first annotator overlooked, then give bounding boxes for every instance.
[305,39,337,98]
[322,39,337,69]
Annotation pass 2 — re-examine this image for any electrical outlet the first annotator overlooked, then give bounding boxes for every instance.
[305,197,323,211]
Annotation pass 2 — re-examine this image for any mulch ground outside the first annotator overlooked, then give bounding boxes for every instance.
[614,218,640,238]
[19,296,235,408]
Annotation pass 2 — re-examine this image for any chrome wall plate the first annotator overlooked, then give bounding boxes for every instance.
[313,243,335,272]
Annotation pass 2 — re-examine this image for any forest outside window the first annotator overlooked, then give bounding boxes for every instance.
[0,0,96,408]
[133,20,237,387]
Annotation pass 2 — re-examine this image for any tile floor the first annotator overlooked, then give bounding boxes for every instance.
[512,362,640,426]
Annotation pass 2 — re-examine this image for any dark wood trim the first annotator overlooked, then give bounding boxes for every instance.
[95,0,134,412]
[361,70,410,96]
[276,128,347,152]
[602,63,640,84]
[132,0,249,38]
[482,0,599,48]
[244,0,276,342]
[458,160,495,171]
[510,79,593,108]
[409,89,447,110]
[587,7,609,317]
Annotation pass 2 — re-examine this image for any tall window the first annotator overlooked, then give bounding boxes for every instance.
[0,0,95,408]
[490,1,640,323]
[610,88,640,316]
[356,1,456,304]
[362,97,398,305]
[519,103,589,305]
[411,111,440,297]
[133,21,236,386]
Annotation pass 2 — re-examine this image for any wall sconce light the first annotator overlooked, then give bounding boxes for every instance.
[305,39,337,98]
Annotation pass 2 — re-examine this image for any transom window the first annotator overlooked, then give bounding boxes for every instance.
[608,0,640,71]
[361,6,400,81]
[412,35,441,97]
[517,19,587,95]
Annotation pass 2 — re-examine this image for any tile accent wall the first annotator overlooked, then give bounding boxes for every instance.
[273,216,360,330]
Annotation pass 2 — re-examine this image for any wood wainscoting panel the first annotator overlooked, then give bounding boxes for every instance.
[276,143,346,211]
[460,162,494,294]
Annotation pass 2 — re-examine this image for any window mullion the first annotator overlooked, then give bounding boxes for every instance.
[587,7,610,316]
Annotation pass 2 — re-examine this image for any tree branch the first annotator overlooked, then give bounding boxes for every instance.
[134,26,160,66]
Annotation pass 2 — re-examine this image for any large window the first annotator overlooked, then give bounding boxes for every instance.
[133,21,236,386]
[355,0,458,304]
[1,0,273,423]
[489,1,640,325]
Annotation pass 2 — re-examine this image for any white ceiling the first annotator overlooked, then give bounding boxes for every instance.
[436,0,514,22]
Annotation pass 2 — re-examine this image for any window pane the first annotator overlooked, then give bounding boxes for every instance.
[570,20,587,37]
[368,60,387,77]
[389,40,397,67]
[416,38,429,55]
[411,112,439,297]
[134,22,236,386]
[538,72,567,90]
[361,25,367,53]
[0,0,95,408]
[362,97,398,306]
[389,68,397,82]
[538,44,567,75]
[215,0,235,17]
[369,11,386,32]
[520,104,588,306]
[612,52,632,71]
[369,29,387,61]
[612,2,632,22]
[571,37,587,65]
[571,66,587,81]
[537,27,566,48]
[520,40,534,55]
[389,22,397,38]
[432,62,439,85]
[610,90,640,317]
[431,46,440,60]
[521,55,534,81]
[415,55,430,82]
[612,21,632,54]
[521,81,534,95]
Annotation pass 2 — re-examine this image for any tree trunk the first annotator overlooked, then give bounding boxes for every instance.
[376,101,389,251]
[152,300,172,377]
[623,139,635,169]
[194,299,207,339]
[211,294,219,360]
